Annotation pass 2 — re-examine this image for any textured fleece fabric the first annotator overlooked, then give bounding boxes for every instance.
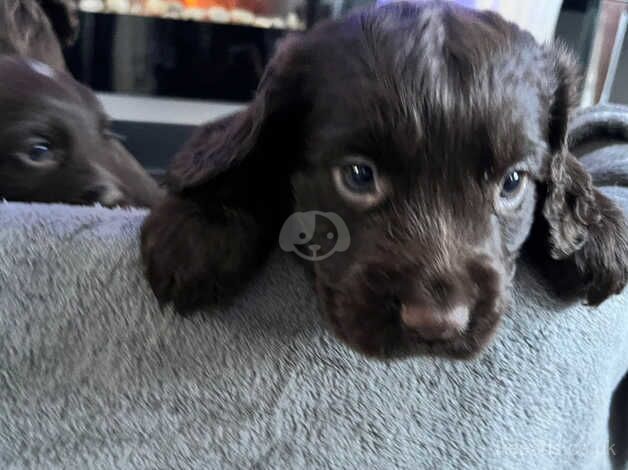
[0,198,626,469]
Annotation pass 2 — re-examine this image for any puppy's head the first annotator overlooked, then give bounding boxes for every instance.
[0,57,164,207]
[167,2,627,358]
[0,0,78,70]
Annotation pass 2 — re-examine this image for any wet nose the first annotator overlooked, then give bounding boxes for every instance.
[400,304,470,340]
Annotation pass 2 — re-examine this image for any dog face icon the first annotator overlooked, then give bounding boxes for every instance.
[279,211,351,261]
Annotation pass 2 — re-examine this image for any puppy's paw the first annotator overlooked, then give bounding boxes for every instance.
[140,195,264,312]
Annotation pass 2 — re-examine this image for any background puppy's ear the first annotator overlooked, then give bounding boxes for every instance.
[141,35,308,312]
[37,0,79,46]
[529,46,628,305]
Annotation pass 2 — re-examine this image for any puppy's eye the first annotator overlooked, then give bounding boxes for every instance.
[28,142,53,162]
[498,170,528,203]
[500,171,525,197]
[342,163,376,193]
[332,158,388,208]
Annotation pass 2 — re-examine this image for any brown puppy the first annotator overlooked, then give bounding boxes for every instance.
[0,0,164,207]
[142,2,628,358]
[0,57,164,207]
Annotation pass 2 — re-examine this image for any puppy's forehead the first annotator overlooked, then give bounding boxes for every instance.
[0,57,98,105]
[0,57,106,121]
[305,2,548,176]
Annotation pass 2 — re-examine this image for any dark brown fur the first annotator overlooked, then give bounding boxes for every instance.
[141,2,628,358]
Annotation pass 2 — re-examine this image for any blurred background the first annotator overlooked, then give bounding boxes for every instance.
[67,0,628,175]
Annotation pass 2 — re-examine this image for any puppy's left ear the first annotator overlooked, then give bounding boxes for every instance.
[532,45,628,305]
[37,0,79,45]
[141,35,308,311]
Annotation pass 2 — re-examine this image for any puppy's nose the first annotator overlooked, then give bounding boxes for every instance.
[83,183,125,207]
[400,304,470,340]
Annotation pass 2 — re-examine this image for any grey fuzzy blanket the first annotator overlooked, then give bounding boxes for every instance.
[0,198,627,470]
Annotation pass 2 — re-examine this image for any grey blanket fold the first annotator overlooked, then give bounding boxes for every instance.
[0,198,627,470]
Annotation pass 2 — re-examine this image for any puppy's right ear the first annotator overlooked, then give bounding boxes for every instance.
[141,36,308,312]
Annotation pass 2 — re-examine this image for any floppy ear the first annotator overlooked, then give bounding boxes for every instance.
[141,35,307,312]
[37,0,79,45]
[530,46,628,305]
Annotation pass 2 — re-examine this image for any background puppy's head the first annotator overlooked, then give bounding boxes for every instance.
[166,2,627,358]
[0,0,77,70]
[0,56,163,208]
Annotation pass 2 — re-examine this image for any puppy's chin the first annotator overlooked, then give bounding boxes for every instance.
[315,274,506,360]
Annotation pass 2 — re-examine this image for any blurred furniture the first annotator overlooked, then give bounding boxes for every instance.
[584,0,628,104]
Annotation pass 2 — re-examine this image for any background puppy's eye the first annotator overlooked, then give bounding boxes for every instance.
[28,141,53,162]
[500,170,527,199]
[342,163,376,193]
